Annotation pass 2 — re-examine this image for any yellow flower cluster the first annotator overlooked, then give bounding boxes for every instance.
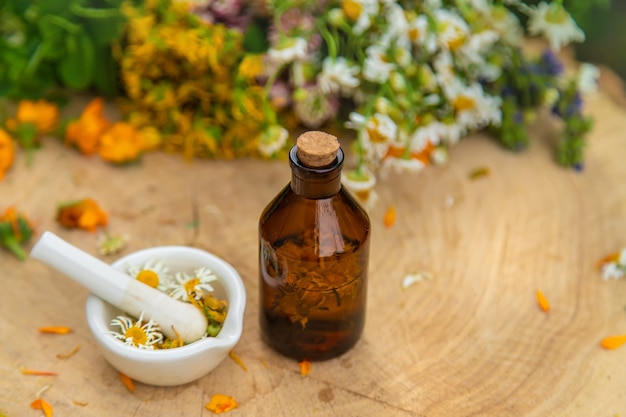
[118,0,283,160]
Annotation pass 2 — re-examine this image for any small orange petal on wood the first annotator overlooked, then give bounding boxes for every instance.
[383,206,396,228]
[600,334,626,350]
[298,359,311,377]
[228,350,247,371]
[38,326,72,334]
[536,290,550,312]
[119,372,135,392]
[205,394,238,414]
[20,368,58,376]
[56,345,81,359]
[30,398,53,417]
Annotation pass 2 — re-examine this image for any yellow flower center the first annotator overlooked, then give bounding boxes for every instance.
[545,4,568,24]
[125,326,148,346]
[447,34,466,51]
[342,0,362,21]
[452,95,476,111]
[366,119,388,143]
[136,270,159,288]
[408,28,420,42]
[184,278,200,297]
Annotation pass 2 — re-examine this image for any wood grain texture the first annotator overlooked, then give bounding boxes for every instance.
[1,86,625,416]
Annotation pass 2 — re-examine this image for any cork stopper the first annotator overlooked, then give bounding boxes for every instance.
[296,131,340,167]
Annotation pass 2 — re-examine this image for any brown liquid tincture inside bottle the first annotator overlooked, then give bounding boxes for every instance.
[259,131,370,361]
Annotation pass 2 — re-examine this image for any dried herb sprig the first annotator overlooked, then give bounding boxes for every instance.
[0,207,35,260]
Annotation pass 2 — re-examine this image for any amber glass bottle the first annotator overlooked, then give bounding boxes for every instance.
[259,131,370,361]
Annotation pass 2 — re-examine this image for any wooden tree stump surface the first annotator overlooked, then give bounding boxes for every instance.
[1,85,625,416]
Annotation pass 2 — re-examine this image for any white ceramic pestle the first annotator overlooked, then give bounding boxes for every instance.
[30,231,209,344]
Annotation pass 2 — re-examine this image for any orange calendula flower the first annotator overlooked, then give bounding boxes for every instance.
[119,372,136,392]
[600,334,626,350]
[65,98,111,155]
[383,206,396,228]
[536,290,550,312]
[56,198,108,232]
[0,129,15,180]
[298,359,311,377]
[30,398,53,417]
[98,122,145,164]
[6,99,59,135]
[205,394,238,414]
[38,326,72,334]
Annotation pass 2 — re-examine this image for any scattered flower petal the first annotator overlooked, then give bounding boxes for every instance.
[38,326,72,335]
[383,206,396,228]
[298,359,311,377]
[601,335,626,350]
[20,368,58,376]
[228,350,247,371]
[205,394,238,414]
[402,272,434,289]
[119,372,136,392]
[56,345,81,359]
[30,398,53,417]
[536,289,550,312]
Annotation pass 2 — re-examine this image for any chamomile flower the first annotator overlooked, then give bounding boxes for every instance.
[341,168,378,210]
[293,85,339,128]
[409,122,445,151]
[127,259,173,292]
[599,249,626,280]
[380,155,427,176]
[445,80,502,131]
[602,263,625,280]
[433,9,470,52]
[267,37,308,66]
[342,0,379,35]
[407,14,436,53]
[110,312,164,350]
[98,232,129,256]
[486,4,523,45]
[168,267,218,302]
[362,44,395,83]
[526,1,585,52]
[257,125,289,157]
[317,57,360,95]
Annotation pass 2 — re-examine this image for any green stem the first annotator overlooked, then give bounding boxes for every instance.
[2,237,27,260]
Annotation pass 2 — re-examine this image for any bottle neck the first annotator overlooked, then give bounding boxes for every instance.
[290,145,343,199]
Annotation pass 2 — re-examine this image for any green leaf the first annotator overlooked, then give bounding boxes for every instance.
[92,44,120,96]
[243,20,270,53]
[58,33,95,90]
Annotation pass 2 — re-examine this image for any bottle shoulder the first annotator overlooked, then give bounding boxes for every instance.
[259,184,370,250]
